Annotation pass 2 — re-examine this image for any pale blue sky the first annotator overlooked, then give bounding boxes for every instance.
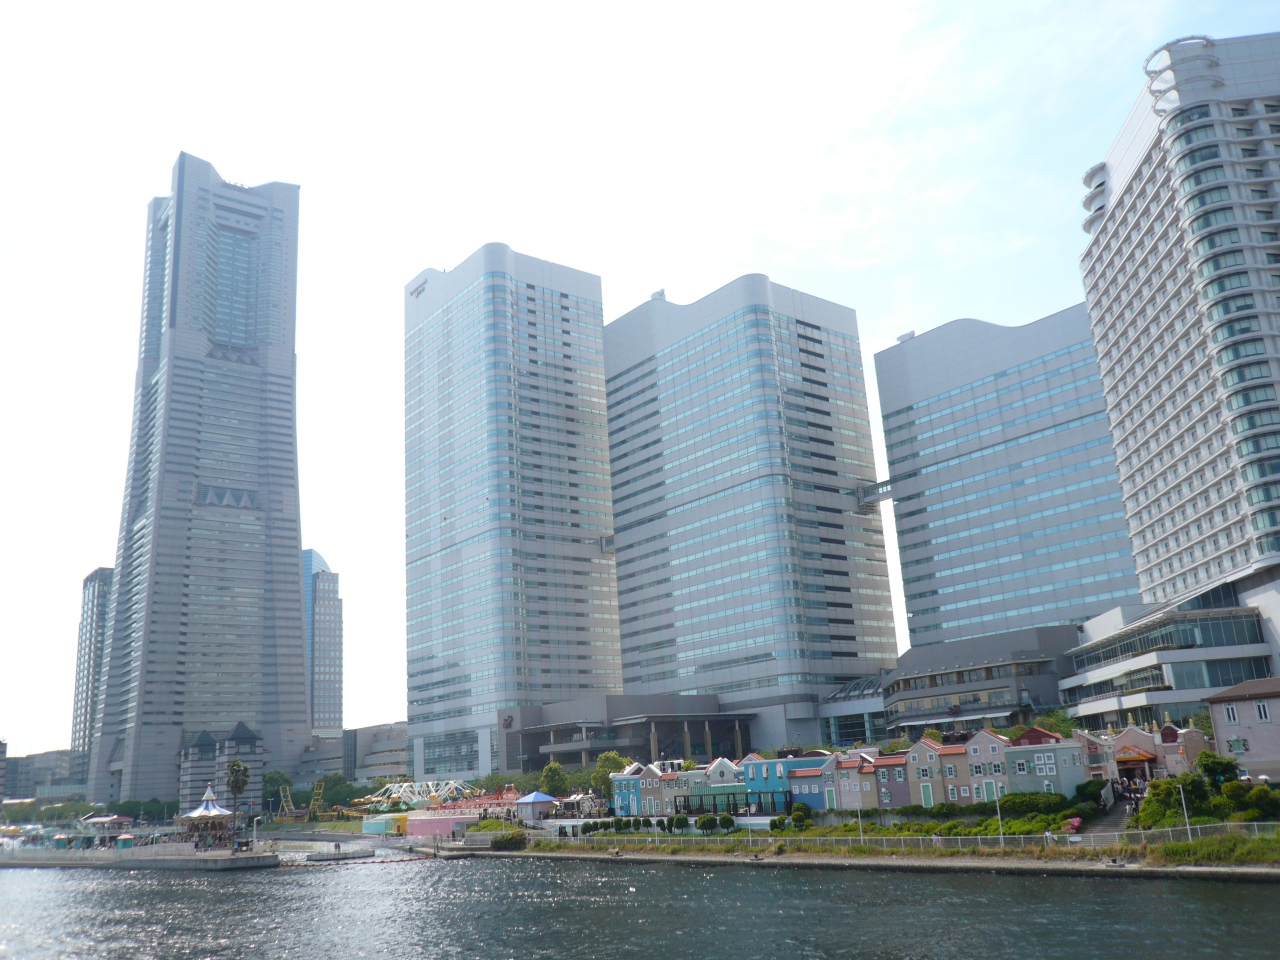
[1,3,1277,753]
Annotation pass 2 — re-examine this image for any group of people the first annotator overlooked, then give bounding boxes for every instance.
[1116,776,1146,818]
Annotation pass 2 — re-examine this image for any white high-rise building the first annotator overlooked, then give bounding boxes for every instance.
[1080,32,1280,605]
[1059,33,1280,731]
[605,277,896,749]
[404,244,622,779]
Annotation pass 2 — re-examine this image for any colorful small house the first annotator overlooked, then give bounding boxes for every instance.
[834,753,879,809]
[907,738,969,807]
[871,754,911,808]
[1006,729,1086,797]
[961,729,1010,802]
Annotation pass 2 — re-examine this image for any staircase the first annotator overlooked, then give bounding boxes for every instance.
[1082,801,1132,834]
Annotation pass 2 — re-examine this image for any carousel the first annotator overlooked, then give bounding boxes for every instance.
[175,783,236,848]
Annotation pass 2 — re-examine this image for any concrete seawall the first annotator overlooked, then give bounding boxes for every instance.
[0,852,279,871]
[461,848,1280,883]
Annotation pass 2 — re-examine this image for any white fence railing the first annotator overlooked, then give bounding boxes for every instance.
[526,820,1279,852]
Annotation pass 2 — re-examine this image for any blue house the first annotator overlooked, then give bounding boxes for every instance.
[742,751,835,815]
[611,763,644,816]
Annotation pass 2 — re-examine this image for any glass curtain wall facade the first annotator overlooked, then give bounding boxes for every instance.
[876,306,1141,645]
[1080,32,1280,605]
[70,567,113,783]
[404,243,621,779]
[87,153,310,804]
[605,277,896,750]
[303,550,343,738]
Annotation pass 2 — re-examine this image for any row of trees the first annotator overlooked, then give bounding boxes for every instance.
[579,813,738,835]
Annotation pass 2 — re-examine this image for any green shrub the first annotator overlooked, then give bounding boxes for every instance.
[1228,809,1263,823]
[1246,786,1278,819]
[992,792,1070,816]
[1074,779,1106,803]
[468,818,508,832]
[489,830,528,851]
[612,817,625,832]
[631,817,641,831]
[718,813,735,831]
[1221,780,1250,807]
[1207,796,1234,819]
[791,802,811,818]
[642,817,652,829]
[695,814,717,835]
[654,817,665,832]
[672,813,689,831]
[1188,816,1219,826]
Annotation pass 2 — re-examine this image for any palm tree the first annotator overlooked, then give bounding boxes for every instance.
[225,759,251,833]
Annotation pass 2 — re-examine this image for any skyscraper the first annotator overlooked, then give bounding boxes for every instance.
[87,153,309,804]
[605,277,896,749]
[1080,32,1280,605]
[875,306,1141,645]
[70,567,113,783]
[404,243,622,779]
[303,550,343,738]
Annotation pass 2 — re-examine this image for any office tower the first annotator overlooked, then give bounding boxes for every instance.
[605,276,896,750]
[87,153,309,804]
[404,243,622,779]
[875,306,1142,645]
[303,550,343,738]
[70,567,113,782]
[1080,33,1280,605]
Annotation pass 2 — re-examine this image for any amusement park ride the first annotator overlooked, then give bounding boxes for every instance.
[361,780,480,811]
[275,779,488,820]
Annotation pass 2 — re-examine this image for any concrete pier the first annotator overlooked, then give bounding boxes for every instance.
[0,849,278,871]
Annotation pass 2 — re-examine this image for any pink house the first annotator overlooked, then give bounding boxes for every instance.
[1206,678,1280,781]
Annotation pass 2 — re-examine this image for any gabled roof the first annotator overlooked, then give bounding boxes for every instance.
[872,754,906,766]
[192,730,216,747]
[1205,677,1280,702]
[741,753,767,762]
[938,744,967,755]
[1010,726,1065,746]
[788,768,824,778]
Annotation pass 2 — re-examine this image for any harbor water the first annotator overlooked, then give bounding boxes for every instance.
[1,856,1276,959]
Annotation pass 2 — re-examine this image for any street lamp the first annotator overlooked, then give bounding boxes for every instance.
[995,792,1005,850]
[1177,783,1192,842]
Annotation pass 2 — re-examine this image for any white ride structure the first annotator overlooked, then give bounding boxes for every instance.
[366,780,478,808]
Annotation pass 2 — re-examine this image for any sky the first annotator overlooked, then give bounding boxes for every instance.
[1,2,1277,756]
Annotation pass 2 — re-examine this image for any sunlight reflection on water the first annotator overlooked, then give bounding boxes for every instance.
[0,857,1273,959]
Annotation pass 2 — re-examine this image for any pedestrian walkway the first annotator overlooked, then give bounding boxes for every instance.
[1082,802,1131,834]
